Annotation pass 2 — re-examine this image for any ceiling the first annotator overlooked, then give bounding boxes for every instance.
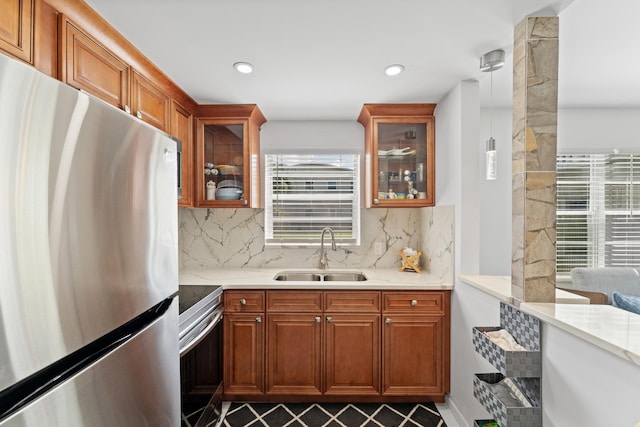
[85,0,639,121]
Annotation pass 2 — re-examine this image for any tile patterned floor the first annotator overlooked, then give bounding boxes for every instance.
[222,402,447,427]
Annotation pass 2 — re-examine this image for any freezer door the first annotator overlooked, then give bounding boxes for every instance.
[0,55,179,389]
[0,299,180,427]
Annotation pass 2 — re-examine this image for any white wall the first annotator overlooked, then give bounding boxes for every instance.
[558,108,640,153]
[436,80,490,426]
[541,323,640,426]
[436,80,481,276]
[260,120,364,152]
[478,108,512,275]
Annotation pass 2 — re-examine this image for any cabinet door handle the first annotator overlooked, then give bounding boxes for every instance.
[326,316,332,323]
[240,298,247,306]
[255,316,262,323]
[385,318,392,324]
[373,198,379,205]
[124,105,131,114]
[411,299,418,306]
[136,110,142,119]
[241,199,248,206]
[315,316,321,323]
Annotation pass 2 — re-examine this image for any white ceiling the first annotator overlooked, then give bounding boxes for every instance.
[85,0,639,120]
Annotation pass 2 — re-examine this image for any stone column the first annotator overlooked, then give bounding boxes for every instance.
[511,17,558,303]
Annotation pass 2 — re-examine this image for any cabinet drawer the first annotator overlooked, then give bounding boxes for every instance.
[266,291,322,313]
[325,291,381,313]
[225,290,265,312]
[383,291,444,313]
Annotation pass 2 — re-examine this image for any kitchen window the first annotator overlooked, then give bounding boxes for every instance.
[264,153,360,246]
[557,153,640,277]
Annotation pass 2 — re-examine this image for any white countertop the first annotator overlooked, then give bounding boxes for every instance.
[520,303,640,366]
[180,267,454,290]
[458,274,590,304]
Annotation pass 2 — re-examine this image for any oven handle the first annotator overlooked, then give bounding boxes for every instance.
[179,307,223,357]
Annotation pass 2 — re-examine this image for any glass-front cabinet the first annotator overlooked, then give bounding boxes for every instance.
[195,105,266,208]
[358,104,436,207]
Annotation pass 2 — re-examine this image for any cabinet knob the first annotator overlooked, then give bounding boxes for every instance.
[373,198,380,205]
[241,199,248,206]
[124,105,131,114]
[385,318,392,324]
[136,110,142,119]
[326,316,332,323]
[255,316,262,323]
[315,316,321,323]
[411,299,418,306]
[240,298,247,306]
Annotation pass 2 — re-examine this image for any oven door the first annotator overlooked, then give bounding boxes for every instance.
[180,307,223,427]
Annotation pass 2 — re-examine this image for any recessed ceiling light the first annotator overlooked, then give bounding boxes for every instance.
[233,62,254,74]
[384,64,405,76]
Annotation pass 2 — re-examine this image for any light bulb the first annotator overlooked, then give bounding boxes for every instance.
[486,137,497,180]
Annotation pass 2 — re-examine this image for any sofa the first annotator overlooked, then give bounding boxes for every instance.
[560,267,640,307]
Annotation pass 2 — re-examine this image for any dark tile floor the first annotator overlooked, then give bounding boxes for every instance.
[222,402,447,427]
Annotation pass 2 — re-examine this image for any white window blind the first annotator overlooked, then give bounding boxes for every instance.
[264,153,360,247]
[557,153,640,276]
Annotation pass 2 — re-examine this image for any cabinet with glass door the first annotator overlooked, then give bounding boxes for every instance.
[195,105,266,208]
[358,104,436,207]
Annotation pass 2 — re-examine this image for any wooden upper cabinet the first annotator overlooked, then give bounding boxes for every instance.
[131,70,170,132]
[172,100,195,207]
[58,14,129,111]
[358,104,436,208]
[195,105,266,208]
[0,0,34,63]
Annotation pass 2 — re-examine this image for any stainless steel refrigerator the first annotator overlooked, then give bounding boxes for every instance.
[0,53,180,426]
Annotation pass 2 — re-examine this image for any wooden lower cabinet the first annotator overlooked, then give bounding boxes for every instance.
[325,314,380,395]
[382,315,445,395]
[223,313,264,395]
[223,289,450,402]
[266,314,322,395]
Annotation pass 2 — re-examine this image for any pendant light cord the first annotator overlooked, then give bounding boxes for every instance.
[490,70,493,137]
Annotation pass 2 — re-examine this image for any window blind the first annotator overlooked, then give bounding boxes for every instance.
[556,153,640,276]
[264,153,360,246]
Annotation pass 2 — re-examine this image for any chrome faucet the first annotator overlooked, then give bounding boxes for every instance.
[318,227,337,270]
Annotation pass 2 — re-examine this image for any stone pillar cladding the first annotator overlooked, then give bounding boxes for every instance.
[511,17,559,303]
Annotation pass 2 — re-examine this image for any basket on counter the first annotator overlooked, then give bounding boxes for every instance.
[399,249,422,273]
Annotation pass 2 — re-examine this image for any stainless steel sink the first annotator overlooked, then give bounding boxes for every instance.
[274,273,321,281]
[273,271,367,282]
[323,273,367,282]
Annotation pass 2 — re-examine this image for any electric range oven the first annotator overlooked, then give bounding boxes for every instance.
[178,285,223,427]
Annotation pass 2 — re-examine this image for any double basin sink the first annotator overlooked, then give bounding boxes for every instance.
[274,271,367,282]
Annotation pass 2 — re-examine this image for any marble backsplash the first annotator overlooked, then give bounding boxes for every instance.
[179,205,454,283]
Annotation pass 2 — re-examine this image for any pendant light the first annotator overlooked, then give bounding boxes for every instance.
[480,49,505,180]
